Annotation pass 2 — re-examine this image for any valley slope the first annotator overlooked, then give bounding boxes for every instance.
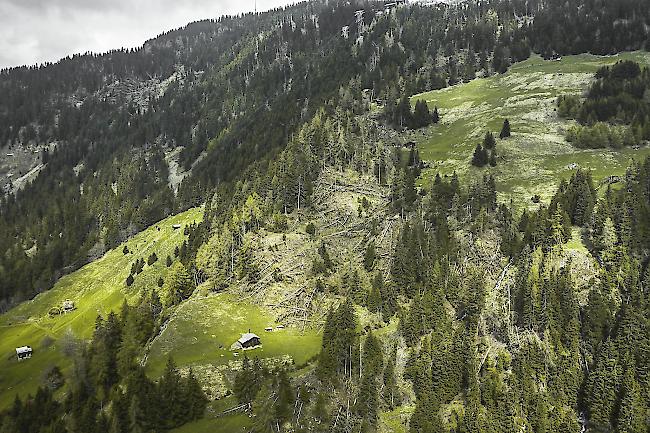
[411,51,650,207]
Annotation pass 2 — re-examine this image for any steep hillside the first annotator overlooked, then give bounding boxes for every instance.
[2,1,650,432]
[411,51,650,207]
[3,0,648,311]
[0,208,202,408]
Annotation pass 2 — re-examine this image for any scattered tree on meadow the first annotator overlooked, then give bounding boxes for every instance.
[432,106,440,123]
[500,119,511,138]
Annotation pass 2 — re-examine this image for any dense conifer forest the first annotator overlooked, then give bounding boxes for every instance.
[1,0,650,431]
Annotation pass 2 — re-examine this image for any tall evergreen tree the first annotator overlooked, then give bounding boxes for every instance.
[471,143,488,167]
[499,119,511,139]
[483,131,496,149]
[432,106,440,124]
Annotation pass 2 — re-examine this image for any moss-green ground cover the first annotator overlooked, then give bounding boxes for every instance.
[411,52,650,208]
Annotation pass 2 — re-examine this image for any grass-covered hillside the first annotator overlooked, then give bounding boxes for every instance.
[411,52,650,207]
[145,293,322,392]
[0,208,203,408]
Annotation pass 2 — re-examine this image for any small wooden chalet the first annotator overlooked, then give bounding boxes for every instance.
[62,299,75,313]
[16,346,33,360]
[232,333,261,350]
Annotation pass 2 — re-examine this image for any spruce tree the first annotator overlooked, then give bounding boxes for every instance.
[274,369,294,425]
[184,368,208,420]
[483,131,496,149]
[362,331,384,378]
[128,395,147,433]
[587,340,622,430]
[312,392,328,424]
[164,262,194,306]
[355,373,379,425]
[318,299,359,380]
[413,100,431,128]
[157,358,184,429]
[471,144,488,167]
[500,118,511,138]
[432,106,440,123]
[147,252,158,265]
[367,281,382,314]
[383,346,399,408]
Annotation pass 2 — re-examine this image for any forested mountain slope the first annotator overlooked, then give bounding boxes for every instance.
[1,0,650,432]
[2,0,649,310]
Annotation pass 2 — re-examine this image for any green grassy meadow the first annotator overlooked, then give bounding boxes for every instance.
[145,292,322,382]
[411,52,650,208]
[0,207,203,408]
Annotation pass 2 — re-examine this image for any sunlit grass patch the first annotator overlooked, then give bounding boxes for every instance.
[411,52,650,209]
[145,292,322,382]
[0,207,203,408]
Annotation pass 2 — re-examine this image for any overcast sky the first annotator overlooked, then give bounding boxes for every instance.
[0,0,295,69]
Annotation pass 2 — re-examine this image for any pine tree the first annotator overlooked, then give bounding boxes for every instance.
[432,106,440,124]
[164,262,194,306]
[471,144,488,167]
[500,119,511,139]
[413,100,431,128]
[483,131,496,149]
[184,368,208,420]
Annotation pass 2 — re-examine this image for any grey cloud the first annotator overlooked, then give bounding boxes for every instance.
[0,0,293,69]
